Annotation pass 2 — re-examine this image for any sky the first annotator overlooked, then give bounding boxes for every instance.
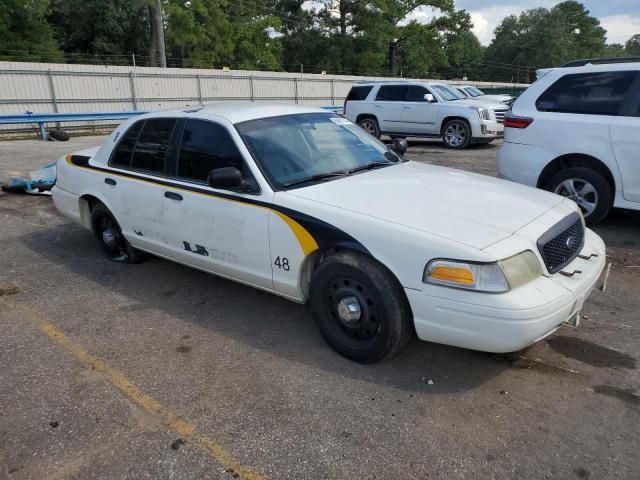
[406,0,640,46]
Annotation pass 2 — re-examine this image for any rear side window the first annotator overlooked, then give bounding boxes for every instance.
[346,86,373,101]
[131,118,177,173]
[177,120,244,183]
[376,85,408,101]
[536,71,637,116]
[110,121,143,168]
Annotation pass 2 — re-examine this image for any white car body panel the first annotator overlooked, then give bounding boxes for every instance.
[53,103,606,354]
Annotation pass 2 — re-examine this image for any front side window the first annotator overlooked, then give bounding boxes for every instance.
[407,85,431,102]
[177,119,245,183]
[536,71,638,116]
[375,85,408,101]
[236,113,401,189]
[131,118,177,173]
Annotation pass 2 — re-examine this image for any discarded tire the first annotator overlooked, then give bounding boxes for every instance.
[48,129,70,141]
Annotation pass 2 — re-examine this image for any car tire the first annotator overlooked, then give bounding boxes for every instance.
[309,250,413,363]
[546,168,612,226]
[442,119,471,149]
[48,129,70,141]
[90,203,146,263]
[358,117,381,139]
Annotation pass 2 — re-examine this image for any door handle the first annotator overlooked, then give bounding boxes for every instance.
[105,178,116,186]
[374,104,382,108]
[403,105,412,109]
[164,191,183,201]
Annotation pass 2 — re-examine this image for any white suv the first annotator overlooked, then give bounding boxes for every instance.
[344,81,508,148]
[454,85,514,105]
[498,61,640,224]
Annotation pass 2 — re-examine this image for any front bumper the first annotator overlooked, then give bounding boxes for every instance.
[474,120,504,139]
[407,230,606,353]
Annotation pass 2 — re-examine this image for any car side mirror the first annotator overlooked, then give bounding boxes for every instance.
[424,93,436,103]
[391,138,408,156]
[207,167,243,190]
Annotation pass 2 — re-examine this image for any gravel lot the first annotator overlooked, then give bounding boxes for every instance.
[1,135,639,480]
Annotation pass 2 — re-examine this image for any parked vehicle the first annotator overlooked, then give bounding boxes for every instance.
[53,104,605,362]
[344,81,508,148]
[455,85,514,105]
[498,60,640,225]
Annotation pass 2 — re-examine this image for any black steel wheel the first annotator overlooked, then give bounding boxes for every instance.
[309,251,413,363]
[90,203,145,263]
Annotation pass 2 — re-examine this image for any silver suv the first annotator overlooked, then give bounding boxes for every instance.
[344,81,508,149]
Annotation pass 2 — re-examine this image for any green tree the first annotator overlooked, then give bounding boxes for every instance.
[0,0,62,62]
[484,2,608,82]
[626,34,640,55]
[47,0,149,64]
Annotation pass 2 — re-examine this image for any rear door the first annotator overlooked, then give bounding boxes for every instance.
[162,118,273,289]
[374,85,407,133]
[108,117,179,255]
[401,85,439,135]
[610,72,640,203]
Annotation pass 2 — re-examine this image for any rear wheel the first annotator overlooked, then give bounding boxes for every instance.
[90,204,146,263]
[442,119,471,149]
[309,251,413,363]
[546,167,612,225]
[358,117,381,139]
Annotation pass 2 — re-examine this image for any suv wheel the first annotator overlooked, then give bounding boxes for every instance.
[358,117,380,139]
[442,119,471,149]
[546,167,612,225]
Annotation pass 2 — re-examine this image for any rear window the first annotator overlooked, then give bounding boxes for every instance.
[346,86,373,101]
[536,71,637,116]
[375,85,408,101]
[131,118,177,174]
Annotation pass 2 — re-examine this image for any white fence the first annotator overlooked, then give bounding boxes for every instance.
[0,61,528,134]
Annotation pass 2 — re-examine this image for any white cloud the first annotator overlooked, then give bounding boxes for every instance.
[600,14,640,44]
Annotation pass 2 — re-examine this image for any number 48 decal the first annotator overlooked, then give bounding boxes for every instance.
[274,256,290,271]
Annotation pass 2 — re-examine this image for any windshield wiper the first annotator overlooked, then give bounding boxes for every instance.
[283,170,349,188]
[347,161,391,174]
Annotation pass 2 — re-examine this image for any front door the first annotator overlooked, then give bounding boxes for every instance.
[402,85,439,135]
[162,119,274,290]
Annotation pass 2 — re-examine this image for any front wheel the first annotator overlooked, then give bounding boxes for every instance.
[546,167,612,226]
[309,251,413,363]
[90,204,146,263]
[442,119,471,149]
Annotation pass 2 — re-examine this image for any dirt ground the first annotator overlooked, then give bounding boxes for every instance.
[1,135,639,480]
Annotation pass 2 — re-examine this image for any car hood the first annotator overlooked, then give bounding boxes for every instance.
[285,161,564,250]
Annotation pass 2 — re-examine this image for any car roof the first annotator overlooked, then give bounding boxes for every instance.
[141,103,331,124]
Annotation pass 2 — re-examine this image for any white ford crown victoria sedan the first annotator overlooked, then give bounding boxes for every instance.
[52,104,606,363]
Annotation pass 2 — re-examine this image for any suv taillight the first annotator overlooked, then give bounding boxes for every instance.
[504,111,533,129]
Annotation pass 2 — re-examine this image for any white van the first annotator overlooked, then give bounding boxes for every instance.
[498,60,640,224]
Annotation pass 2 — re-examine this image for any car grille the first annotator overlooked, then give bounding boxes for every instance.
[494,110,507,124]
[536,213,584,274]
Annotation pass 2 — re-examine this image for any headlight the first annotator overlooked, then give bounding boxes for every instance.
[423,251,542,293]
[470,106,490,120]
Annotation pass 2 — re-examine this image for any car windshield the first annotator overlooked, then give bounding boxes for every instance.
[235,113,401,189]
[467,86,485,97]
[432,85,466,101]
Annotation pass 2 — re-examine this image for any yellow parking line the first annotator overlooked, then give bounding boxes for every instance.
[5,299,267,480]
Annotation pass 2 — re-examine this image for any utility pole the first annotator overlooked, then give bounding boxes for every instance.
[155,0,167,68]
